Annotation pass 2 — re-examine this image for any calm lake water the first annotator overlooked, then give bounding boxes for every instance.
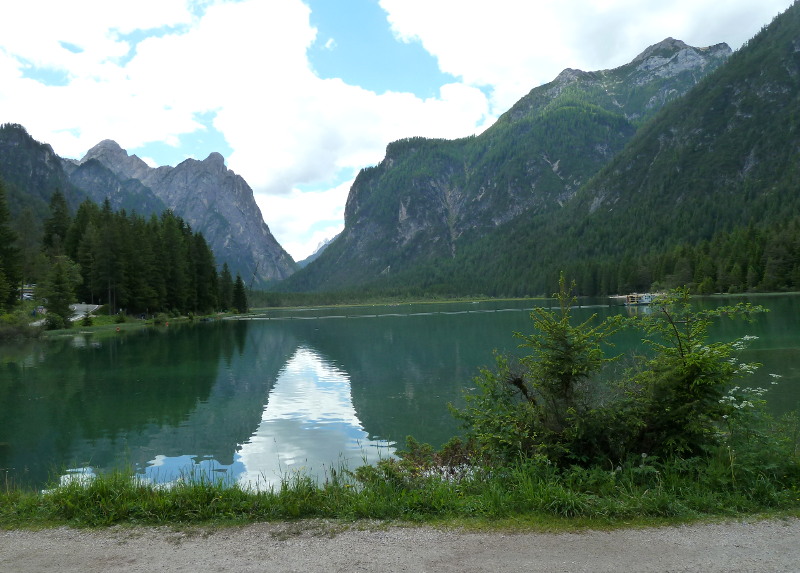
[1,295,798,490]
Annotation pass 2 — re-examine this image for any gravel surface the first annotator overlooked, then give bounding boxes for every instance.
[1,518,798,572]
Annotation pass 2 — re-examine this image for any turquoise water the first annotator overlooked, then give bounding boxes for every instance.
[1,295,797,489]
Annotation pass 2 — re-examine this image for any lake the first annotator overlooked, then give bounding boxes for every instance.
[1,295,798,490]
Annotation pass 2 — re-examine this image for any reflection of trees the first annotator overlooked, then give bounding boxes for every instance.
[0,321,299,487]
[272,312,526,448]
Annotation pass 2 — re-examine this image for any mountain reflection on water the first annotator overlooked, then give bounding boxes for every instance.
[132,346,393,490]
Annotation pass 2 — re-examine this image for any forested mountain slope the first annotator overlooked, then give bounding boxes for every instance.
[453,1,800,296]
[282,38,731,293]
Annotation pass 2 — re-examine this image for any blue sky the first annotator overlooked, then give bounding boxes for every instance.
[0,0,793,260]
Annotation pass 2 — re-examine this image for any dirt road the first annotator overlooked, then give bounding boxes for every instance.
[1,518,798,572]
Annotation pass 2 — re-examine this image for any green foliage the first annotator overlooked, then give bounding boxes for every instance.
[615,289,766,457]
[0,182,230,325]
[453,276,623,463]
[40,255,80,330]
[2,431,797,527]
[60,200,224,316]
[0,304,42,340]
[219,263,234,310]
[0,179,22,311]
[42,189,70,255]
[455,284,772,466]
[232,273,248,313]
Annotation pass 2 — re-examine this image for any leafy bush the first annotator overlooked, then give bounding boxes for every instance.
[453,275,623,464]
[615,289,766,458]
[453,280,773,467]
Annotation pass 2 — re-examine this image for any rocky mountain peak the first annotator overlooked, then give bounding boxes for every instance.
[628,37,731,82]
[202,152,227,173]
[82,139,151,182]
[84,139,126,162]
[72,140,296,285]
[632,37,689,63]
[553,68,593,84]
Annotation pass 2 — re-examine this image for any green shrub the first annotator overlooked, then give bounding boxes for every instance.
[453,280,772,467]
[453,274,623,464]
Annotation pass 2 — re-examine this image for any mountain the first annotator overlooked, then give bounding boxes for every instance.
[61,157,167,216]
[465,1,800,296]
[574,10,800,243]
[74,140,297,285]
[283,37,731,293]
[298,3,800,298]
[0,124,87,219]
[296,235,338,269]
[0,125,296,287]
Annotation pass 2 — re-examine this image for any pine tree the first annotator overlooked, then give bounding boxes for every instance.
[232,273,248,313]
[41,255,77,329]
[0,180,21,310]
[0,263,9,311]
[42,189,71,256]
[219,263,233,311]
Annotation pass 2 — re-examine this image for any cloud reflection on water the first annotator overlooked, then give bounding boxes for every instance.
[235,346,395,489]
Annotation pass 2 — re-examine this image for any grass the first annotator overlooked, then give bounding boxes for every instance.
[1,451,798,531]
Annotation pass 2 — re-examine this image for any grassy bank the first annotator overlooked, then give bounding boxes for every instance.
[1,447,798,530]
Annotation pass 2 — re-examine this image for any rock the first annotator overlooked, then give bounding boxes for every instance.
[76,143,296,285]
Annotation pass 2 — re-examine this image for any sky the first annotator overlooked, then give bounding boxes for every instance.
[0,0,794,261]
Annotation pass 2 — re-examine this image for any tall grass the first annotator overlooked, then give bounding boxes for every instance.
[2,445,798,529]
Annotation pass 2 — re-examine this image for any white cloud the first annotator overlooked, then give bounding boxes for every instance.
[379,0,795,113]
[254,179,351,261]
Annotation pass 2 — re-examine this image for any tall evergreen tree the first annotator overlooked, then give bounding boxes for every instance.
[42,189,71,256]
[0,263,9,311]
[0,180,21,310]
[232,273,248,313]
[219,262,233,311]
[13,207,46,289]
[191,232,218,313]
[159,210,191,311]
[41,255,78,329]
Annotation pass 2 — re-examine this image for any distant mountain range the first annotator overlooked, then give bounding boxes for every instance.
[281,36,733,293]
[0,126,295,286]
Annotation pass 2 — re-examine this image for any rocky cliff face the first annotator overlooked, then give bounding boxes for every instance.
[287,38,731,291]
[72,140,296,285]
[61,157,166,216]
[504,38,731,124]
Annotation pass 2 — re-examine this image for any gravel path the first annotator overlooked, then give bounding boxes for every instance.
[2,518,798,572]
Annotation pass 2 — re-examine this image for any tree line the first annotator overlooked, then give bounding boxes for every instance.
[0,180,248,327]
